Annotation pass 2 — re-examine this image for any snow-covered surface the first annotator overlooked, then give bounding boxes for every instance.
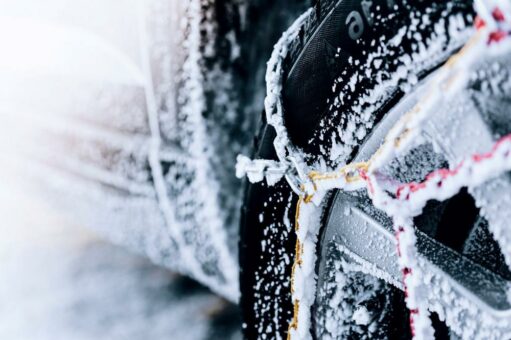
[0,166,241,340]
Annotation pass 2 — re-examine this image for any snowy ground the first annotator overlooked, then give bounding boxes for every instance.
[0,168,241,340]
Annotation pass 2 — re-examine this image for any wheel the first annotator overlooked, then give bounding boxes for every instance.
[240,0,475,338]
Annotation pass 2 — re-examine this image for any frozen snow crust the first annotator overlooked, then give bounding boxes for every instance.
[236,0,511,339]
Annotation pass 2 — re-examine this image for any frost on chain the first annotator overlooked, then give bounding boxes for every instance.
[236,155,287,186]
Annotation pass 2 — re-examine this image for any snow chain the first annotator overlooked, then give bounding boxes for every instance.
[238,1,511,339]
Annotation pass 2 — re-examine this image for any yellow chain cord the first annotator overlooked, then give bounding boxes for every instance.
[287,196,304,339]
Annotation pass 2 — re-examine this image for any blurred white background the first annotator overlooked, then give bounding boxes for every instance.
[0,1,240,339]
